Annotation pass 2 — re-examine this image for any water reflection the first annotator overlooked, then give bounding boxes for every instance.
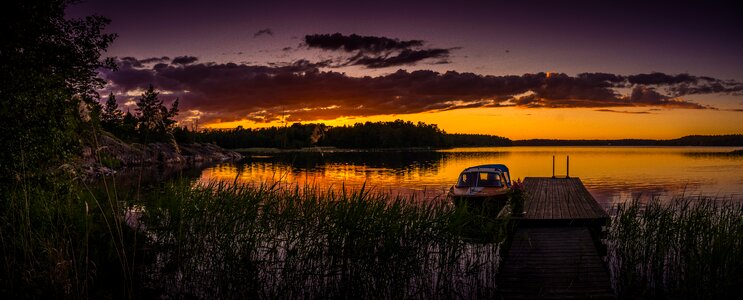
[199,147,743,208]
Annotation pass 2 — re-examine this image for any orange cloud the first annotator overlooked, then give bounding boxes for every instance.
[100,57,742,125]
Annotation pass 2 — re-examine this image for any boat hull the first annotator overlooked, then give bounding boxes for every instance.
[450,193,509,216]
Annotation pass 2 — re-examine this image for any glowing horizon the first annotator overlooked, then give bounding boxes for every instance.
[200,106,743,140]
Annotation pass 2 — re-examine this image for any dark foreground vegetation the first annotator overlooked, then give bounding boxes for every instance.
[2,177,510,298]
[609,197,743,299]
[140,182,507,298]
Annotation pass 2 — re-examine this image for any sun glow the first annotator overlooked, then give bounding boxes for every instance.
[202,106,743,140]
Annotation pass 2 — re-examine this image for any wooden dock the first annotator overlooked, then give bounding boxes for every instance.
[497,177,614,299]
[520,177,609,226]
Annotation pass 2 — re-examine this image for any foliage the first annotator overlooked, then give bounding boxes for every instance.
[175,120,512,149]
[0,0,132,297]
[133,85,179,142]
[101,92,123,130]
[507,178,525,215]
[0,0,116,184]
[608,197,743,299]
[321,120,446,148]
[120,111,139,141]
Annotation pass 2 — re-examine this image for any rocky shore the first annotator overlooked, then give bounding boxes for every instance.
[77,133,242,179]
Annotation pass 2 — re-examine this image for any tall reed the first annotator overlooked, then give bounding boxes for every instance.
[140,181,509,298]
[608,196,743,299]
[0,177,139,298]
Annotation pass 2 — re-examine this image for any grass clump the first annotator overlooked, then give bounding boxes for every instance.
[1,177,509,298]
[0,177,139,298]
[140,181,510,298]
[608,196,743,299]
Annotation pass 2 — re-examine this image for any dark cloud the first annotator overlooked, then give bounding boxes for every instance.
[119,56,171,68]
[577,72,626,85]
[172,56,199,65]
[138,56,170,64]
[624,72,743,97]
[351,48,452,68]
[304,33,423,53]
[628,72,697,85]
[583,72,743,97]
[101,58,742,124]
[303,33,453,68]
[119,56,170,68]
[627,86,706,109]
[253,28,273,38]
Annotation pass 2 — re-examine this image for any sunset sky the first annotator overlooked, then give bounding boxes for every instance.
[68,0,743,139]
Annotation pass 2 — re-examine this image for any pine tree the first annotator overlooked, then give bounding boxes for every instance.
[135,85,179,140]
[121,110,138,140]
[135,85,163,134]
[101,92,123,129]
[163,97,179,129]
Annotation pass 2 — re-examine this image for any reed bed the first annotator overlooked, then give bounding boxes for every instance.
[608,196,743,299]
[139,181,509,298]
[0,178,137,298]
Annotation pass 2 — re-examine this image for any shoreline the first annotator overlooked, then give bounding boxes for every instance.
[76,132,242,179]
[232,145,743,154]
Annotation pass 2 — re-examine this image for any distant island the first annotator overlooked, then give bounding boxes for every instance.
[174,120,743,149]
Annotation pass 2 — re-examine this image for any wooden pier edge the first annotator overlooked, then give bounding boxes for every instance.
[496,177,615,299]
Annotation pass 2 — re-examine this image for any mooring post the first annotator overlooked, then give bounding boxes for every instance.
[552,155,555,178]
[566,155,570,178]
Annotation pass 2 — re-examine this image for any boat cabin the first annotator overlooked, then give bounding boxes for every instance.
[448,164,513,214]
[456,164,512,188]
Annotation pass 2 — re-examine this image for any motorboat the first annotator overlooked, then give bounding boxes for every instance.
[448,164,512,214]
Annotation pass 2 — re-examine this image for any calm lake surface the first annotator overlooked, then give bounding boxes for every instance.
[197,146,743,209]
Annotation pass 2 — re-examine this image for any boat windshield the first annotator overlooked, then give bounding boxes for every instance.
[456,172,503,187]
[477,172,503,187]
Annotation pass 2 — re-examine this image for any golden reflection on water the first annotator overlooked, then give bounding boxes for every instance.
[199,147,743,207]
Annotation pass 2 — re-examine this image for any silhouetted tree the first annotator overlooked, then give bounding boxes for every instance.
[101,92,123,130]
[1,0,116,183]
[134,85,179,141]
[136,85,163,135]
[120,110,138,141]
[164,97,179,129]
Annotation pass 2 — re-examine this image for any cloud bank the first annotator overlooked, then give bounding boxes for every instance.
[101,57,743,124]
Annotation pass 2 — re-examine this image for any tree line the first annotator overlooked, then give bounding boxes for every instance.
[173,120,513,149]
[98,85,179,143]
[513,135,743,146]
[174,122,743,149]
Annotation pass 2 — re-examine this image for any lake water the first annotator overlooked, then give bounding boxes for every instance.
[197,146,743,209]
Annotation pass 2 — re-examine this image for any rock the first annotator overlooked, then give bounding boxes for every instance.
[78,132,242,179]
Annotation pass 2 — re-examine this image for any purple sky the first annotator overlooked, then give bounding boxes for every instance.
[68,0,743,79]
[65,0,743,138]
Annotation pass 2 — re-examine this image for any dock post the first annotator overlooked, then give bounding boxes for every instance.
[566,155,570,178]
[552,155,555,178]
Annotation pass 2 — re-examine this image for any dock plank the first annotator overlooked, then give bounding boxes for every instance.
[521,177,608,222]
[498,177,613,299]
[497,227,614,299]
